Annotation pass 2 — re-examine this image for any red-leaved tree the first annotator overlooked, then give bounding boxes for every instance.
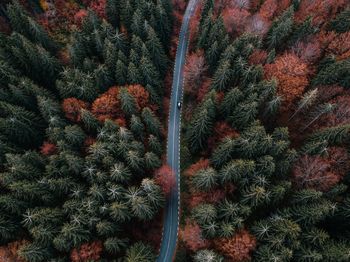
[295,0,347,28]
[127,84,150,111]
[154,165,176,196]
[180,219,210,252]
[91,87,123,122]
[184,50,207,96]
[184,158,210,178]
[70,241,103,262]
[214,230,257,261]
[264,52,310,113]
[40,141,57,156]
[62,98,89,122]
[292,154,342,192]
[222,7,251,36]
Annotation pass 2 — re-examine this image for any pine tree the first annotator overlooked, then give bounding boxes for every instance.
[312,59,350,88]
[125,242,157,262]
[145,25,168,76]
[119,88,138,116]
[191,167,218,192]
[141,107,162,137]
[219,159,255,184]
[56,68,98,102]
[266,7,294,50]
[0,102,44,147]
[7,1,58,54]
[106,0,121,27]
[192,203,217,225]
[130,115,145,140]
[5,33,61,88]
[194,249,223,262]
[127,62,141,84]
[329,8,350,33]
[18,243,53,262]
[211,60,233,91]
[186,95,216,152]
[115,59,127,86]
[104,237,129,254]
[81,109,100,133]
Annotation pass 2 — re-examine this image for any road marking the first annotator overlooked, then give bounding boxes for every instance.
[158,0,198,260]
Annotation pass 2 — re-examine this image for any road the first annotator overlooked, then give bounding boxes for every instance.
[157,0,198,261]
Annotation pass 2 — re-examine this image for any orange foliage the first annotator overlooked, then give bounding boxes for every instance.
[115,118,126,127]
[186,184,235,208]
[249,49,268,65]
[184,158,210,177]
[84,136,96,148]
[70,241,103,262]
[257,0,291,22]
[180,220,210,252]
[295,0,347,27]
[214,230,257,261]
[258,0,277,20]
[316,95,350,128]
[62,98,89,122]
[74,9,88,27]
[91,87,123,122]
[292,41,322,64]
[315,85,344,104]
[0,240,28,262]
[40,141,57,156]
[197,78,212,103]
[292,150,349,192]
[184,50,207,95]
[222,7,251,36]
[127,85,150,111]
[154,165,176,196]
[264,52,310,113]
[327,32,350,57]
[208,121,240,150]
[246,14,270,37]
[89,0,106,19]
[188,3,202,47]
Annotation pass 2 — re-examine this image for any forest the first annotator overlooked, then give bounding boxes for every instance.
[0,0,349,261]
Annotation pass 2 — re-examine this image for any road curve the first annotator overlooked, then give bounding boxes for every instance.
[157,0,198,261]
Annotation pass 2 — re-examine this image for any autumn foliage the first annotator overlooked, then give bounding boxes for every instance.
[295,0,348,27]
[40,141,57,156]
[264,52,310,113]
[154,165,176,196]
[70,241,103,262]
[207,121,240,150]
[91,87,122,122]
[127,84,150,111]
[214,230,257,261]
[292,147,350,192]
[0,240,28,262]
[184,158,210,177]
[62,98,89,122]
[180,219,210,252]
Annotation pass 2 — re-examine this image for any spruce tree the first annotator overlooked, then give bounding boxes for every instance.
[266,7,294,50]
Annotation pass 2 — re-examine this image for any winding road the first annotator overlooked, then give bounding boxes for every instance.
[157,0,198,261]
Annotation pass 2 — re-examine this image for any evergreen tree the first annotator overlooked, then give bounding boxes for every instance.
[329,8,350,33]
[211,60,233,91]
[119,88,138,116]
[141,107,162,137]
[125,242,157,262]
[56,68,98,101]
[266,7,294,50]
[7,1,58,54]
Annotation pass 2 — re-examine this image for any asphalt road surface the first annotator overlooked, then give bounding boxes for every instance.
[157,0,198,261]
